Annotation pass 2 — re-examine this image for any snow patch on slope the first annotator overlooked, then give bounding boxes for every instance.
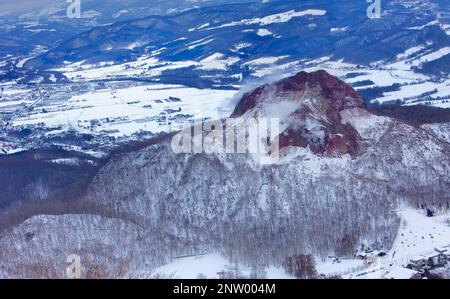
[244,56,289,66]
[211,9,326,29]
[412,47,450,66]
[256,28,273,37]
[197,53,240,70]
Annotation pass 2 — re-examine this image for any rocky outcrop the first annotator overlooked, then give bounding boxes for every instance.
[232,70,366,156]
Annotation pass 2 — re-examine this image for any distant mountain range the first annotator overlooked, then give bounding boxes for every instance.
[0,0,255,65]
[30,1,450,66]
[2,0,450,84]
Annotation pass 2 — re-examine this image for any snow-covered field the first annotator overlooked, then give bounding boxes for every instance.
[299,45,450,108]
[153,253,293,279]
[3,83,237,138]
[345,208,450,279]
[205,9,327,30]
[54,56,200,81]
[387,209,450,266]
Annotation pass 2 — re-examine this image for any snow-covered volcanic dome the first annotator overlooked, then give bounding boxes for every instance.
[232,70,366,157]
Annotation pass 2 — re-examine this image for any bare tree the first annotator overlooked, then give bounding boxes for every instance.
[282,254,317,279]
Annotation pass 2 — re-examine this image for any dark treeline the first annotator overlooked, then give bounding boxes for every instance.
[368,105,450,126]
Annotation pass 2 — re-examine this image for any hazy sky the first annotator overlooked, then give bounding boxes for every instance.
[0,0,62,14]
[0,0,258,17]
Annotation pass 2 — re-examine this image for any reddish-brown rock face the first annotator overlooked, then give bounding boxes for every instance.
[231,70,366,157]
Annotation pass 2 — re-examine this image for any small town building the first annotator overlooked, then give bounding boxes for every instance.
[384,267,421,279]
[427,248,448,268]
[408,256,429,271]
[408,248,448,271]
[357,250,386,261]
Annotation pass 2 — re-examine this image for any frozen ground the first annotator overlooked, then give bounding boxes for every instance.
[10,83,236,137]
[0,80,237,155]
[153,253,293,279]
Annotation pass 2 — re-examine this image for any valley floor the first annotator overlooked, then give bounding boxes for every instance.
[152,208,450,279]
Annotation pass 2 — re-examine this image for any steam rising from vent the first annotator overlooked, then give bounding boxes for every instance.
[170,117,280,163]
[231,70,365,157]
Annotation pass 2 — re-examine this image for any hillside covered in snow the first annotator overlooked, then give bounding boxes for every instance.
[0,71,449,279]
[0,0,449,280]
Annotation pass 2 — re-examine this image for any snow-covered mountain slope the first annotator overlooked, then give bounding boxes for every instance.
[231,70,365,156]
[1,70,448,278]
[422,122,450,143]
